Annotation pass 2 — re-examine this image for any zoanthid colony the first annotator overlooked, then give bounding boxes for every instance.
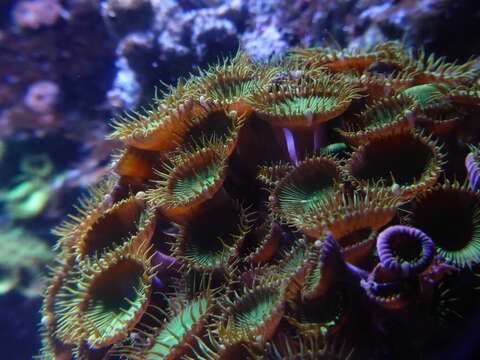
[40,43,480,359]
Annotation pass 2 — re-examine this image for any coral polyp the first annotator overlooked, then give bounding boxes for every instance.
[337,94,417,146]
[146,141,229,222]
[300,189,399,242]
[217,283,286,345]
[40,42,480,359]
[404,49,479,85]
[249,72,363,129]
[408,181,480,268]
[361,263,413,310]
[287,285,349,338]
[376,225,435,277]
[122,293,215,360]
[289,41,405,72]
[346,130,444,200]
[270,155,342,227]
[172,200,254,271]
[79,255,154,347]
[193,52,277,117]
[74,196,151,261]
[53,242,155,348]
[466,144,480,190]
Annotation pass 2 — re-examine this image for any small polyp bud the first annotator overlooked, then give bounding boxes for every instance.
[391,183,401,196]
[136,191,147,200]
[42,315,54,327]
[405,110,415,127]
[199,95,208,108]
[320,327,328,336]
[292,70,302,79]
[305,109,314,124]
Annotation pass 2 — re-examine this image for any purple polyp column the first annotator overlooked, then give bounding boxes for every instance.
[346,262,369,280]
[466,152,480,191]
[282,127,299,165]
[313,123,327,152]
[323,232,369,282]
[152,251,178,287]
[377,225,434,277]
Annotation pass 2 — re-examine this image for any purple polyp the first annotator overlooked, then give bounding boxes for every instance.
[282,127,298,165]
[420,255,459,285]
[360,277,399,293]
[153,275,165,289]
[324,232,369,281]
[465,152,480,191]
[324,231,340,252]
[361,263,408,309]
[313,124,326,152]
[152,251,176,268]
[322,232,343,268]
[152,250,178,281]
[377,225,434,277]
[346,262,369,280]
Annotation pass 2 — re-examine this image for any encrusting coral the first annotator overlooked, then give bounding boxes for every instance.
[39,42,480,359]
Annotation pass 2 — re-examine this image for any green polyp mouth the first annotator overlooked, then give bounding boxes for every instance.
[184,242,225,269]
[267,95,338,117]
[411,186,480,268]
[351,133,433,187]
[276,158,339,218]
[81,198,144,259]
[364,105,402,130]
[212,79,257,101]
[360,95,414,130]
[402,84,443,107]
[89,263,142,313]
[0,264,16,294]
[435,204,480,268]
[169,150,225,204]
[179,202,250,270]
[147,297,208,359]
[231,287,281,331]
[184,227,236,269]
[172,162,220,201]
[278,183,334,217]
[182,110,240,150]
[84,259,147,344]
[297,288,345,327]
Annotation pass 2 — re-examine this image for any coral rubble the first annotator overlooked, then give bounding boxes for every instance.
[39,42,480,360]
[0,226,53,298]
